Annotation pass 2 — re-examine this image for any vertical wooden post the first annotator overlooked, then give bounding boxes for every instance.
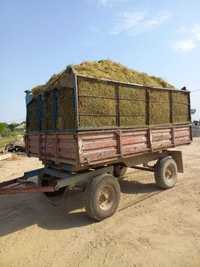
[145,89,152,151]
[145,89,150,126]
[169,91,173,124]
[188,92,191,122]
[115,84,121,156]
[169,91,175,146]
[115,84,120,128]
[73,74,80,131]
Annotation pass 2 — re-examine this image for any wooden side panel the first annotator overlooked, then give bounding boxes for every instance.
[121,131,148,155]
[174,127,191,145]
[26,133,77,165]
[78,132,118,164]
[26,125,192,170]
[26,134,40,155]
[151,128,172,149]
[78,125,192,167]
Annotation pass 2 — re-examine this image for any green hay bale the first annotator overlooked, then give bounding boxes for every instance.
[79,116,116,128]
[119,100,146,127]
[42,93,54,130]
[78,97,116,128]
[172,91,188,104]
[120,116,145,127]
[78,78,116,128]
[172,92,189,123]
[119,99,145,115]
[57,88,75,130]
[78,78,115,97]
[119,85,146,127]
[79,97,116,115]
[27,99,38,131]
[149,91,170,125]
[119,85,146,99]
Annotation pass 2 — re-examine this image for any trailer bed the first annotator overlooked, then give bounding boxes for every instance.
[26,124,191,171]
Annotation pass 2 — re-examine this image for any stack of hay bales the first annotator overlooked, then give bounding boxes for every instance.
[149,90,170,125]
[27,98,38,131]
[29,59,189,131]
[74,60,174,128]
[77,78,116,128]
[172,91,189,123]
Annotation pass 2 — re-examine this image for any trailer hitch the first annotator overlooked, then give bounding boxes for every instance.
[0,168,56,195]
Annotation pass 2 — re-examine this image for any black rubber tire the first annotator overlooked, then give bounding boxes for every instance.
[85,174,121,221]
[38,174,65,197]
[114,165,127,179]
[154,157,178,189]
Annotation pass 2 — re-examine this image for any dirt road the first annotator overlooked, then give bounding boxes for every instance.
[0,140,200,267]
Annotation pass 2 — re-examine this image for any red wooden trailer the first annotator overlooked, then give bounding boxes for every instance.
[0,74,192,221]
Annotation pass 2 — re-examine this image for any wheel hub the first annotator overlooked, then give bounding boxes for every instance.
[98,186,114,211]
[165,165,174,180]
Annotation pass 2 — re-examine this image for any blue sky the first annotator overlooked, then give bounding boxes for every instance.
[0,0,200,122]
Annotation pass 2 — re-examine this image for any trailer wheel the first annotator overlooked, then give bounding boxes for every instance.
[154,157,178,189]
[38,175,65,197]
[85,174,120,221]
[114,165,127,179]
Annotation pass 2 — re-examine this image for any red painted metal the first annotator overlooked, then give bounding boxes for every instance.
[26,125,192,171]
[0,177,56,195]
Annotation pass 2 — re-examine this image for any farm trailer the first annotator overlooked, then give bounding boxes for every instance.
[0,73,192,221]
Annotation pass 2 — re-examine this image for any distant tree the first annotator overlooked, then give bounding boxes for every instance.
[0,122,11,137]
[0,122,8,133]
[8,123,19,132]
[1,127,11,137]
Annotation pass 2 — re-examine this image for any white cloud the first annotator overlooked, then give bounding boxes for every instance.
[192,24,200,41]
[173,24,200,52]
[173,39,196,52]
[98,0,108,6]
[97,0,127,7]
[110,11,170,35]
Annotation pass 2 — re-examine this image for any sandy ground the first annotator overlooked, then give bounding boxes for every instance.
[0,139,200,267]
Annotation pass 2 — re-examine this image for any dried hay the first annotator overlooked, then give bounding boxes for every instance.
[120,116,145,127]
[32,67,74,96]
[78,78,115,97]
[29,60,189,131]
[73,60,174,89]
[149,90,170,125]
[79,116,116,128]
[28,99,38,131]
[119,86,146,126]
[57,88,75,130]
[172,92,189,123]
[31,59,174,97]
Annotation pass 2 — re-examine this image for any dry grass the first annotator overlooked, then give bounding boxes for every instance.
[57,88,75,130]
[79,116,116,128]
[73,60,174,89]
[172,92,189,123]
[28,60,189,130]
[31,59,174,96]
[28,99,38,131]
[149,90,170,125]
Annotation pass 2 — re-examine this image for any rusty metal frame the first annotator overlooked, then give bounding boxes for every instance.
[0,166,114,195]
[0,168,54,195]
